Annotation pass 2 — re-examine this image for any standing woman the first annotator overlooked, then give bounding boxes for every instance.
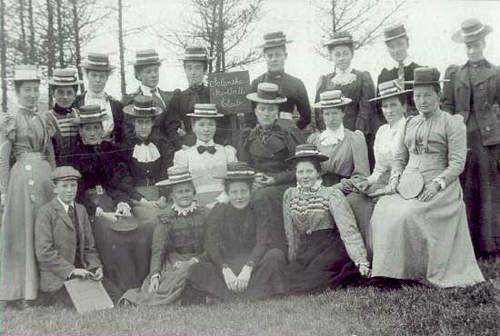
[442,19,500,255]
[0,65,55,307]
[283,144,370,294]
[315,32,376,166]
[308,90,370,190]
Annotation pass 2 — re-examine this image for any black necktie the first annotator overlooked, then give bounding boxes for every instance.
[197,145,216,154]
[68,205,83,267]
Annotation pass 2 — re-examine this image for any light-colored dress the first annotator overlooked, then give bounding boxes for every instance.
[0,107,55,301]
[370,109,484,287]
[173,139,237,205]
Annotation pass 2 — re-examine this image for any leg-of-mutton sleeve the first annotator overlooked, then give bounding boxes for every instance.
[149,216,170,276]
[350,130,370,178]
[441,65,460,113]
[173,149,188,169]
[0,113,15,195]
[295,79,312,130]
[282,188,298,261]
[355,71,376,135]
[328,188,369,267]
[391,119,410,178]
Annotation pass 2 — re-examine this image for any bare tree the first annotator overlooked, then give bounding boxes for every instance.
[117,0,126,96]
[0,0,7,112]
[28,0,35,63]
[315,0,407,54]
[46,0,55,106]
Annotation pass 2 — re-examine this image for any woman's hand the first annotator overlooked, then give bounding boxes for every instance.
[358,264,371,278]
[222,267,238,292]
[0,193,5,210]
[235,265,253,293]
[253,173,274,190]
[90,267,104,281]
[149,275,160,293]
[155,196,168,209]
[70,268,93,279]
[115,202,132,217]
[417,183,440,202]
[99,211,118,223]
[354,179,371,194]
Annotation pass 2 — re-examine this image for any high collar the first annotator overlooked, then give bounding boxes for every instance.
[172,201,198,217]
[297,179,323,193]
[57,197,75,212]
[53,104,73,116]
[196,139,215,147]
[388,56,413,68]
[140,84,159,96]
[420,108,442,120]
[319,124,345,146]
[335,67,352,75]
[266,70,285,79]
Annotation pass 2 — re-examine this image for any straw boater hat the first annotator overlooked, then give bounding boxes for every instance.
[323,31,355,49]
[369,80,413,102]
[155,166,194,187]
[404,67,448,86]
[180,46,212,62]
[9,64,41,82]
[186,103,224,118]
[313,90,352,109]
[257,31,293,49]
[81,52,116,72]
[383,23,408,42]
[49,68,82,87]
[246,82,287,104]
[51,166,81,182]
[285,144,329,163]
[452,18,493,43]
[77,105,107,124]
[123,96,162,118]
[215,162,256,181]
[134,49,162,68]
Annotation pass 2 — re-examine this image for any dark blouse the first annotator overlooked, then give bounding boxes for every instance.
[204,202,269,269]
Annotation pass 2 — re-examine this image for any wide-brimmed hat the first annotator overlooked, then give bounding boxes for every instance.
[246,82,287,104]
[186,103,224,118]
[314,90,352,109]
[404,67,448,86]
[383,23,408,42]
[49,68,82,87]
[323,31,355,49]
[156,166,194,187]
[81,52,116,72]
[370,80,413,102]
[257,31,293,49]
[51,166,81,182]
[9,65,41,82]
[452,18,493,43]
[180,46,212,62]
[285,144,329,163]
[134,49,162,68]
[77,104,107,124]
[123,95,162,118]
[215,162,256,180]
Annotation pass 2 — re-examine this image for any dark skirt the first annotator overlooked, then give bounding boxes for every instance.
[186,249,287,303]
[287,229,359,294]
[461,123,500,254]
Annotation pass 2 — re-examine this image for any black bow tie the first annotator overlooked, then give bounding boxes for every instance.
[197,145,216,154]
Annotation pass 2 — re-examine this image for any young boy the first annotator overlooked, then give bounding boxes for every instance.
[35,166,109,306]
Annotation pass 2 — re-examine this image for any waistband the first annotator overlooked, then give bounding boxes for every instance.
[17,152,44,161]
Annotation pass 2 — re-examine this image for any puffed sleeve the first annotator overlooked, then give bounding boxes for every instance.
[273,128,304,185]
[391,118,410,177]
[306,131,320,146]
[367,126,387,184]
[0,113,15,194]
[173,148,189,168]
[441,64,460,114]
[355,71,376,134]
[150,215,171,276]
[328,188,369,266]
[295,79,312,130]
[282,188,298,261]
[247,199,270,265]
[223,145,237,163]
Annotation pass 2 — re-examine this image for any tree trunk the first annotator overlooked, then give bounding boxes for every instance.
[55,0,64,67]
[19,0,28,63]
[47,0,55,107]
[118,0,126,96]
[331,0,336,33]
[71,0,84,92]
[0,0,7,112]
[28,0,35,63]
[215,0,224,72]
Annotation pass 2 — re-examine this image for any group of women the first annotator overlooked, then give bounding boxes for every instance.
[0,17,496,309]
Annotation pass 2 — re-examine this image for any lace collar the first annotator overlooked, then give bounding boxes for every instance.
[297,179,323,193]
[319,124,345,146]
[172,201,198,217]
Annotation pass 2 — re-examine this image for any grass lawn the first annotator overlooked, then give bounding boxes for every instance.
[1,257,498,336]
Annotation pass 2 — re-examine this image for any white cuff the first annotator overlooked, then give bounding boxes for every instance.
[432,177,446,190]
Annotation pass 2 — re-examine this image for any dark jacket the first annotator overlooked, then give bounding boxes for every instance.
[247,72,311,130]
[35,198,101,292]
[441,60,500,146]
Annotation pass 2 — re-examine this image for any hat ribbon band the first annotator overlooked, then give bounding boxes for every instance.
[320,98,343,105]
[184,53,208,58]
[53,76,78,82]
[379,87,399,95]
[295,149,323,156]
[87,60,109,66]
[226,170,255,176]
[462,25,485,37]
[257,90,280,100]
[134,106,157,111]
[264,37,287,44]
[169,172,192,181]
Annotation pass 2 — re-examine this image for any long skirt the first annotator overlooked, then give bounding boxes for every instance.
[120,252,197,306]
[0,154,53,301]
[461,124,500,254]
[346,192,375,260]
[287,229,359,294]
[370,180,485,287]
[186,249,287,302]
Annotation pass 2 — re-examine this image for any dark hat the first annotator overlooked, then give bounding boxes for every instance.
[314,90,352,109]
[123,95,162,118]
[81,53,116,72]
[186,103,224,118]
[285,144,329,163]
[370,80,413,102]
[156,166,194,187]
[51,166,81,181]
[49,68,82,87]
[404,67,448,86]
[134,49,162,68]
[383,23,408,42]
[215,162,256,180]
[180,46,212,62]
[246,82,287,104]
[9,65,41,82]
[77,104,107,124]
[323,31,355,49]
[257,31,292,49]
[452,18,493,43]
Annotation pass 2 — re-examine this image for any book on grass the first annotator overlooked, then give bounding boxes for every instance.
[64,278,114,313]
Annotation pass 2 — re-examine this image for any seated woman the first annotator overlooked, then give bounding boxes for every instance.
[173,104,236,206]
[283,144,370,294]
[239,83,304,252]
[185,162,287,303]
[120,166,208,306]
[71,105,150,296]
[346,80,411,254]
[370,67,484,288]
[308,90,370,191]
